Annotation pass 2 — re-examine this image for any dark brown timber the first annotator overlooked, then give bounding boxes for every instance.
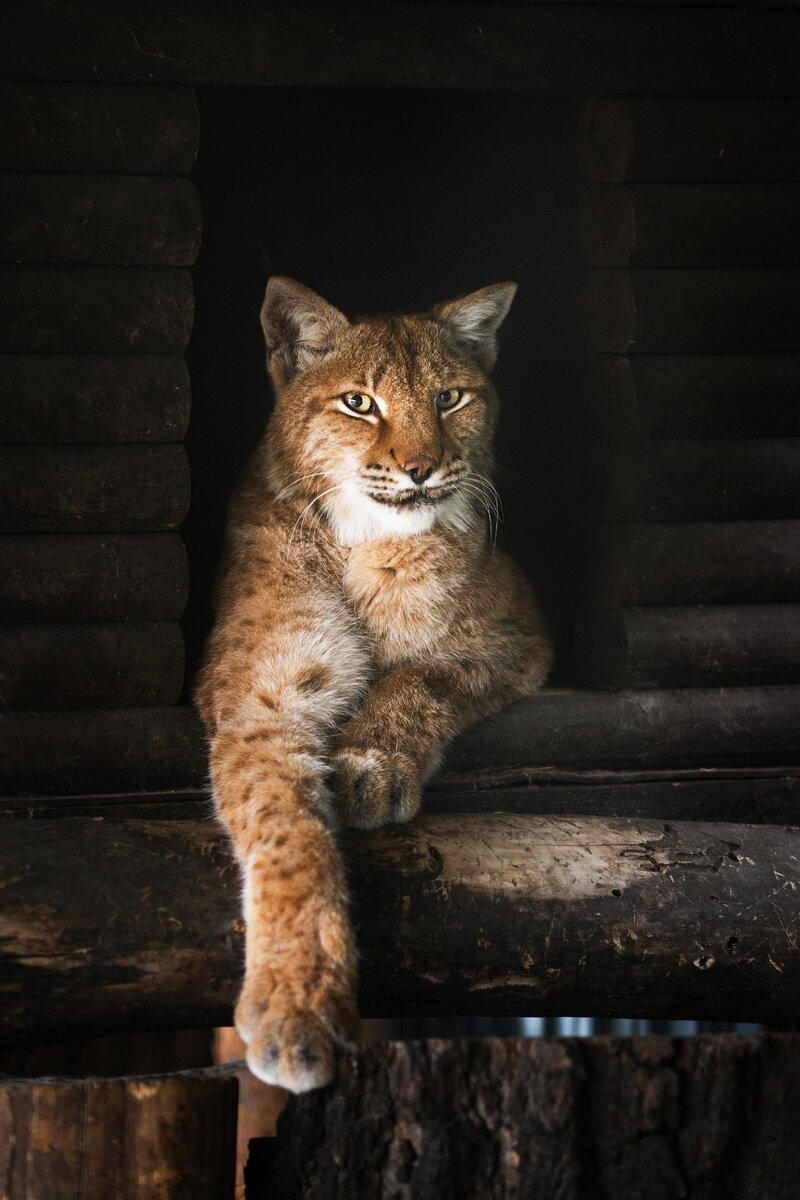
[264,1036,800,1200]
[1,3,799,95]
[579,183,800,268]
[579,98,800,182]
[575,604,800,690]
[1,814,799,1042]
[0,355,191,443]
[582,269,800,354]
[0,174,202,266]
[582,520,800,606]
[0,82,199,172]
[0,445,190,532]
[0,1070,237,1200]
[0,266,194,353]
[591,439,800,521]
[583,355,800,439]
[0,622,184,709]
[0,533,189,622]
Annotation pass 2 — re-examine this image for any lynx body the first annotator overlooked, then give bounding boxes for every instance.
[195,278,552,1091]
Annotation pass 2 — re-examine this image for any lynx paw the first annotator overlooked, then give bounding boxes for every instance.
[235,986,356,1093]
[331,746,422,828]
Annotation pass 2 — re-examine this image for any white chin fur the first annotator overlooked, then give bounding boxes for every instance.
[324,481,475,546]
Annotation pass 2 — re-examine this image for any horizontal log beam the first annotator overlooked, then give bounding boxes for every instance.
[591,439,800,521]
[583,520,800,606]
[579,183,800,268]
[0,82,199,173]
[1,813,799,1045]
[0,445,190,532]
[0,266,194,353]
[583,355,800,439]
[264,1036,800,1199]
[583,269,800,354]
[0,534,189,622]
[575,604,800,689]
[2,3,800,94]
[579,98,800,182]
[0,622,184,709]
[0,173,202,266]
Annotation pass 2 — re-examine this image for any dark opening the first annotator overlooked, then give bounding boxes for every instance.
[185,85,585,688]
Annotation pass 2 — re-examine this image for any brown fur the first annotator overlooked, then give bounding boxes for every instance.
[195,277,552,1091]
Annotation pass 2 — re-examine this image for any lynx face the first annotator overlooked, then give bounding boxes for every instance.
[261,278,515,544]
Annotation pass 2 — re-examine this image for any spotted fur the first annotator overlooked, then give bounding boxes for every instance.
[195,277,552,1091]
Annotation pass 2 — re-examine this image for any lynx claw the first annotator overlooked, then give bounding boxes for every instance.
[331,746,422,828]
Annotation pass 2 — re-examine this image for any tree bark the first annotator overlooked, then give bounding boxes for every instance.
[0,1069,237,1200]
[2,813,800,1046]
[261,1035,800,1200]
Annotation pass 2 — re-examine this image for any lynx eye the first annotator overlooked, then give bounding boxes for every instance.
[342,391,375,415]
[436,388,463,410]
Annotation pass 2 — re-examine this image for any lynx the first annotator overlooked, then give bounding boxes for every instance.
[195,277,552,1092]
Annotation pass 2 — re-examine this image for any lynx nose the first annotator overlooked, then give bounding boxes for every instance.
[403,457,436,485]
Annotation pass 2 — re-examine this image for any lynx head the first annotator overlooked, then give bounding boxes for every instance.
[260,276,516,545]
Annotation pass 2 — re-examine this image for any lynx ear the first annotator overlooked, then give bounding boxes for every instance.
[431,282,517,370]
[260,276,350,386]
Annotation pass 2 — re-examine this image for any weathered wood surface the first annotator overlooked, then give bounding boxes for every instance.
[0,706,208,795]
[3,686,799,797]
[0,445,190,532]
[583,520,800,606]
[0,354,191,443]
[2,2,800,94]
[0,82,199,172]
[0,1069,237,1200]
[1,173,202,266]
[0,533,189,622]
[575,604,800,690]
[583,269,800,354]
[0,266,194,353]
[579,97,800,182]
[1,814,799,1044]
[592,439,800,521]
[0,622,184,709]
[583,355,800,439]
[264,1036,800,1200]
[579,184,800,268]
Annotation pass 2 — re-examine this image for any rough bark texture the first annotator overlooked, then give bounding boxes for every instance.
[0,533,189,622]
[0,445,190,532]
[0,173,202,266]
[0,1069,237,1200]
[0,355,191,443]
[262,1035,800,1200]
[1,814,799,1045]
[582,355,800,440]
[0,82,199,173]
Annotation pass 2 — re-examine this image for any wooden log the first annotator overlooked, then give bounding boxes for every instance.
[0,1070,237,1200]
[0,533,189,622]
[1,3,799,95]
[0,265,193,353]
[579,98,800,182]
[262,1035,800,1200]
[583,269,800,354]
[0,173,202,266]
[0,81,199,173]
[579,183,800,268]
[0,622,184,709]
[1,813,800,1043]
[575,603,800,690]
[583,355,800,439]
[584,520,800,606]
[592,439,800,521]
[0,706,208,795]
[0,354,191,443]
[0,445,190,532]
